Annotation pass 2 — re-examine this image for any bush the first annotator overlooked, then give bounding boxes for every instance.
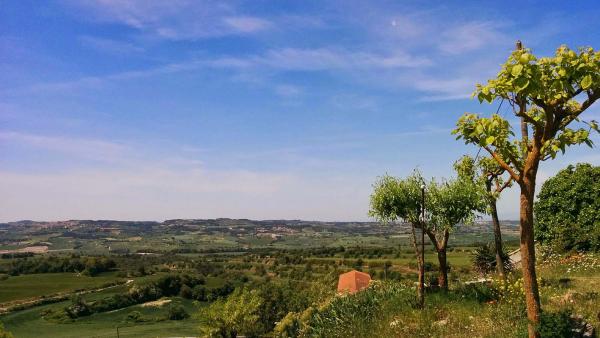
[274,281,414,337]
[536,310,573,338]
[126,311,144,322]
[167,305,189,320]
[471,243,513,274]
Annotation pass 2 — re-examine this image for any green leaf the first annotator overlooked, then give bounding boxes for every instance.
[581,75,592,89]
[511,64,523,77]
[514,77,530,91]
[485,136,496,145]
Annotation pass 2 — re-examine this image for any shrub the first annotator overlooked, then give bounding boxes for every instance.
[471,243,513,275]
[126,311,144,322]
[167,305,189,320]
[274,281,414,337]
[0,323,13,338]
[536,310,573,338]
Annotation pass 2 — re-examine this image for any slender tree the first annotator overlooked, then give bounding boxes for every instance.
[425,175,484,289]
[453,43,600,337]
[455,155,513,279]
[369,171,425,307]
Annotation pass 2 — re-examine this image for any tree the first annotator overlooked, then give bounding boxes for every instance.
[199,287,264,338]
[534,163,600,251]
[425,175,484,289]
[455,155,513,279]
[369,171,425,307]
[453,43,600,337]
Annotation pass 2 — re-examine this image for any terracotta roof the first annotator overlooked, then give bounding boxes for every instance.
[337,270,371,294]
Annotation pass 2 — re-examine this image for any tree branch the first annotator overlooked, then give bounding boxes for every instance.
[496,176,513,193]
[482,146,520,182]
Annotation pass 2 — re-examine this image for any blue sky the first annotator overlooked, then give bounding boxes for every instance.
[1,0,599,222]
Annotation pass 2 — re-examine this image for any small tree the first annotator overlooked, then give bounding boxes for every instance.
[426,176,484,289]
[453,43,600,337]
[369,171,425,306]
[455,155,513,279]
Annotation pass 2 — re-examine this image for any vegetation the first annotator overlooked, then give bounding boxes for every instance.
[453,43,600,336]
[535,163,600,252]
[456,155,513,279]
[471,243,513,275]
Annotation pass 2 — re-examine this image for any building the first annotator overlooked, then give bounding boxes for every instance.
[337,270,371,294]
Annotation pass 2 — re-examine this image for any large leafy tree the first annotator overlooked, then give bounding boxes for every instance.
[369,171,426,306]
[455,155,513,279]
[535,163,600,251]
[453,43,600,337]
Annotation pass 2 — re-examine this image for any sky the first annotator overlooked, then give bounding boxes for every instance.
[1,0,599,222]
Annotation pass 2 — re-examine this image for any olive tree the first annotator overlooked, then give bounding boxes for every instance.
[455,155,513,279]
[453,43,599,337]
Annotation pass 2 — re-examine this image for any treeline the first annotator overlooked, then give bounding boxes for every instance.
[5,255,116,276]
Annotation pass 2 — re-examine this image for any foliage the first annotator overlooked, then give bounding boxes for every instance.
[0,323,14,338]
[199,287,264,338]
[471,243,513,275]
[43,274,207,321]
[167,304,189,320]
[6,255,116,276]
[534,163,600,251]
[454,45,599,170]
[369,171,423,224]
[535,309,573,338]
[198,279,331,338]
[426,176,485,232]
[274,281,414,337]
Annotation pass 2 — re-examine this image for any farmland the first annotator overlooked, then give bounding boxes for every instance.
[0,219,520,337]
[0,219,597,337]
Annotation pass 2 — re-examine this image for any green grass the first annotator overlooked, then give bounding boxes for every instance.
[0,272,122,303]
[1,297,202,338]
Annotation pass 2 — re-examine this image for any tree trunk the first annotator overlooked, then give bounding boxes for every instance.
[437,249,448,290]
[490,198,506,279]
[411,223,424,308]
[426,229,450,290]
[520,174,541,338]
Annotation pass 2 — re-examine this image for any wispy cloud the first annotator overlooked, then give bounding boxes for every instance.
[437,22,509,55]
[79,36,144,54]
[0,131,128,162]
[65,0,272,40]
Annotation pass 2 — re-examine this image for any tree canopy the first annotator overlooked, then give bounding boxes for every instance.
[453,45,599,182]
[534,163,600,251]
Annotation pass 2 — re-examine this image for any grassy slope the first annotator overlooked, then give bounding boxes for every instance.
[2,297,201,338]
[0,272,122,303]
